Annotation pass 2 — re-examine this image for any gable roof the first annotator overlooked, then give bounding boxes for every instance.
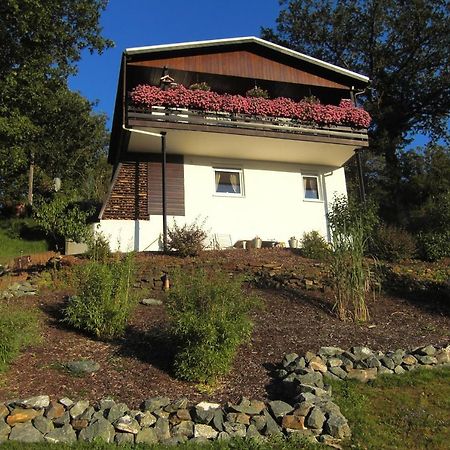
[125,36,369,85]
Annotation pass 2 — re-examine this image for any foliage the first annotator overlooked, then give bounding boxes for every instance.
[189,82,211,91]
[300,230,330,260]
[327,195,378,321]
[167,219,208,257]
[416,230,450,262]
[246,86,270,99]
[0,303,40,372]
[130,84,371,128]
[85,233,111,263]
[370,224,416,262]
[331,367,450,450]
[33,193,93,249]
[64,253,136,339]
[262,1,450,224]
[166,269,259,383]
[0,1,112,207]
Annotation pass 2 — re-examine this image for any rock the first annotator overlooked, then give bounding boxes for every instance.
[154,417,170,441]
[33,416,54,434]
[246,424,262,439]
[282,353,299,368]
[294,357,306,370]
[66,360,100,374]
[309,356,328,373]
[0,404,9,418]
[6,408,41,425]
[194,424,218,439]
[136,411,156,427]
[328,358,343,368]
[402,355,418,365]
[229,399,265,415]
[9,422,44,442]
[18,395,50,409]
[223,422,247,438]
[69,400,90,419]
[346,368,377,382]
[329,367,348,380]
[251,415,266,431]
[46,401,65,419]
[306,407,325,429]
[79,418,115,443]
[142,397,170,412]
[268,400,293,419]
[195,402,219,424]
[79,406,95,421]
[164,398,188,413]
[394,365,405,374]
[378,366,394,375]
[296,384,330,398]
[59,397,74,408]
[282,415,306,430]
[381,356,395,370]
[115,432,135,444]
[417,355,438,365]
[435,348,450,364]
[71,419,89,430]
[176,409,191,421]
[392,350,405,365]
[293,401,313,417]
[415,345,436,356]
[324,415,351,439]
[217,431,231,440]
[53,411,70,427]
[106,403,128,422]
[136,428,158,444]
[319,347,344,357]
[114,415,140,434]
[297,371,324,388]
[319,434,344,449]
[263,410,282,436]
[99,398,116,410]
[44,424,77,443]
[213,409,224,431]
[367,357,382,369]
[351,346,373,361]
[0,419,11,441]
[172,420,194,438]
[141,298,163,306]
[305,351,316,363]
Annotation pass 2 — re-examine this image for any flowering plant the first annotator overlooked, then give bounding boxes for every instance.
[130,84,371,128]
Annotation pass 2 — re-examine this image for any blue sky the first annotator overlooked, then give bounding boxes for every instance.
[68,0,280,129]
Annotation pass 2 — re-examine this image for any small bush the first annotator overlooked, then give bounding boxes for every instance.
[0,304,40,372]
[167,269,259,383]
[167,219,208,257]
[416,231,450,262]
[300,230,330,260]
[245,86,269,99]
[64,253,136,339]
[86,233,111,263]
[370,224,416,262]
[189,82,211,91]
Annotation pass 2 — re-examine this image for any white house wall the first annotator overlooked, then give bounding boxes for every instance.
[97,156,347,252]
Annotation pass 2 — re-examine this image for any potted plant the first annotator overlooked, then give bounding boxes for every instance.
[289,236,298,249]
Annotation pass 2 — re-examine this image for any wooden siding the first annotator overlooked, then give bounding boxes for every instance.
[148,155,185,216]
[102,162,149,220]
[128,50,347,89]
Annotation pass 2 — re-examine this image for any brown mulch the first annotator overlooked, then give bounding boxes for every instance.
[0,250,449,408]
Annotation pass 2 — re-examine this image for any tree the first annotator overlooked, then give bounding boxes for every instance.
[262,0,450,223]
[0,0,113,208]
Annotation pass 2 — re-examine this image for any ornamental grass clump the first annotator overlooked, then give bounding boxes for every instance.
[327,196,378,322]
[167,269,259,383]
[64,253,136,340]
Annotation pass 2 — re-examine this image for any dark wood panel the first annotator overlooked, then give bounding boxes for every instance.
[128,50,348,89]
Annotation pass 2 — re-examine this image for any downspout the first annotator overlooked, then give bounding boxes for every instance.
[355,148,366,203]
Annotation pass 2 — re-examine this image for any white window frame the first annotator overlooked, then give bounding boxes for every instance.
[302,174,322,202]
[213,167,244,197]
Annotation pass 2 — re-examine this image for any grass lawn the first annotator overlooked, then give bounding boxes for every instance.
[0,220,49,265]
[332,366,450,450]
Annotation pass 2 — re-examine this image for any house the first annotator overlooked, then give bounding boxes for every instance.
[97,37,370,252]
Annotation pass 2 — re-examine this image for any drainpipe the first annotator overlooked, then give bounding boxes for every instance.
[161,132,168,252]
[355,148,366,203]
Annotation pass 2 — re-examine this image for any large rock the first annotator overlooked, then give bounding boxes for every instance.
[18,395,50,409]
[414,345,436,356]
[9,422,44,442]
[79,418,115,443]
[44,424,77,443]
[309,356,328,373]
[402,355,418,366]
[0,419,11,442]
[281,415,306,430]
[319,347,344,357]
[172,420,194,438]
[6,408,41,425]
[229,398,265,415]
[142,397,170,412]
[0,404,9,418]
[136,411,156,427]
[306,407,325,429]
[65,360,100,375]
[346,368,377,382]
[195,402,220,424]
[324,415,351,439]
[435,348,450,364]
[263,410,282,436]
[223,422,246,438]
[33,416,54,434]
[155,417,170,441]
[136,428,158,444]
[268,400,293,419]
[106,403,128,422]
[115,432,135,444]
[194,424,218,439]
[46,401,65,419]
[69,400,90,419]
[114,415,140,434]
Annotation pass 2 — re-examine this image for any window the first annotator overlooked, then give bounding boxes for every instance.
[303,175,320,200]
[214,168,243,196]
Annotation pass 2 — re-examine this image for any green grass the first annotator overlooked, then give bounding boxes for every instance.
[331,366,450,450]
[0,219,49,264]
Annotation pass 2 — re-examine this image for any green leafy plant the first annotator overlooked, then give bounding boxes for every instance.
[327,195,378,322]
[166,269,259,383]
[0,304,40,372]
[416,230,450,262]
[167,219,208,257]
[64,253,136,340]
[245,86,269,99]
[189,82,211,91]
[370,224,416,262]
[85,233,111,263]
[300,230,330,260]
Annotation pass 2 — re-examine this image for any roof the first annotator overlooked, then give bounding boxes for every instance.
[125,36,369,84]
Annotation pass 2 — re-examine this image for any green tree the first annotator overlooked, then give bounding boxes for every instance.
[262,0,450,223]
[0,0,113,207]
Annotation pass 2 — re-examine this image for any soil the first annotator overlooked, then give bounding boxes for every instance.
[0,249,449,408]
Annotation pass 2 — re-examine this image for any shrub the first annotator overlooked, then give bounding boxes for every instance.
[245,86,269,99]
[416,231,450,262]
[167,219,208,257]
[300,230,330,260]
[189,82,211,91]
[0,304,40,372]
[327,196,378,322]
[64,253,136,339]
[370,224,416,262]
[86,233,111,263]
[167,269,259,383]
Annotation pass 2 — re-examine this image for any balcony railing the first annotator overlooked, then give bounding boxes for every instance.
[127,106,369,144]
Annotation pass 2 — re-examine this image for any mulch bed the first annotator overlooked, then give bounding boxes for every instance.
[0,249,449,408]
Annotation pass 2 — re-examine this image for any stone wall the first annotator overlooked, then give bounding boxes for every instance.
[1,343,448,446]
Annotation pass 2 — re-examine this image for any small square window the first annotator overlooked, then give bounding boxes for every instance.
[214,168,243,196]
[303,175,320,200]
